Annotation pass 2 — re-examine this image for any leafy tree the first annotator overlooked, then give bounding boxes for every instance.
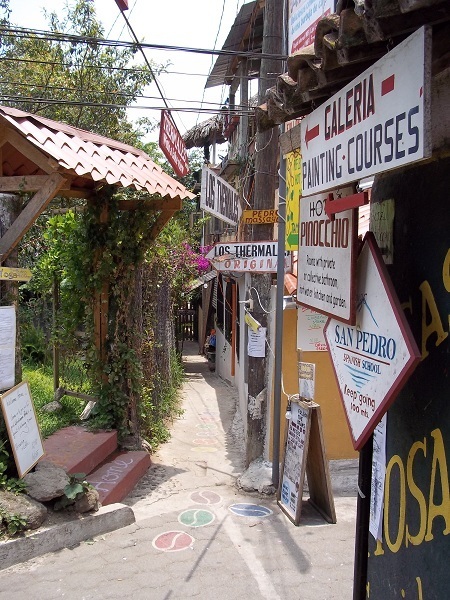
[0,0,160,145]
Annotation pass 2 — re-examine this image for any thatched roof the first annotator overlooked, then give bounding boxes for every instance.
[183,115,226,149]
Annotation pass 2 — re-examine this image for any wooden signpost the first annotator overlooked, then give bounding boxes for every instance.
[0,382,44,477]
[278,351,336,525]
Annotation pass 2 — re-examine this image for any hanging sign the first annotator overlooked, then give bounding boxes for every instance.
[242,209,278,224]
[297,191,357,323]
[324,233,421,450]
[206,241,292,273]
[286,150,301,250]
[300,27,431,196]
[159,110,189,177]
[200,166,241,225]
[0,267,32,282]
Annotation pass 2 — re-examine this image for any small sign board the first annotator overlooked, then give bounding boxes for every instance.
[297,307,328,352]
[159,110,189,177]
[278,396,336,525]
[324,233,421,450]
[300,27,431,196]
[0,382,44,478]
[297,191,357,323]
[0,267,32,282]
[200,166,241,226]
[206,241,292,273]
[242,209,278,224]
[299,361,315,401]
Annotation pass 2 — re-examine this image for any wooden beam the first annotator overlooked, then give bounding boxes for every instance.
[148,210,178,241]
[117,197,183,211]
[280,123,301,155]
[0,172,67,262]
[0,129,55,174]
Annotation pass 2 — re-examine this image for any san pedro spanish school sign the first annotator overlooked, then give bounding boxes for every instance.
[201,166,241,226]
[324,233,421,449]
[300,27,431,196]
[206,241,292,273]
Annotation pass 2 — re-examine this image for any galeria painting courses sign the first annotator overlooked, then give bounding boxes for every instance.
[300,27,431,196]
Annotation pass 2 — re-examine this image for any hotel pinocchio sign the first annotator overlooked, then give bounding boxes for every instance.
[206,241,292,273]
[200,166,241,226]
[300,26,431,196]
[297,189,357,324]
[324,233,421,450]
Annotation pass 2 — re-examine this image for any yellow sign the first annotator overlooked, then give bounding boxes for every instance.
[242,209,278,224]
[244,312,261,332]
[286,151,301,250]
[0,267,32,282]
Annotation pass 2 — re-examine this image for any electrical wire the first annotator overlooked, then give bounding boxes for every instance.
[0,94,255,115]
[0,25,288,61]
[0,79,255,110]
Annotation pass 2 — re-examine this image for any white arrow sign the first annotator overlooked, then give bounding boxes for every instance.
[324,233,421,450]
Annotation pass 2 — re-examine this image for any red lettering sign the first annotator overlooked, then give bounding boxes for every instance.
[114,0,129,11]
[159,110,189,177]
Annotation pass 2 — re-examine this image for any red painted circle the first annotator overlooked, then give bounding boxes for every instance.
[190,490,222,505]
[152,530,194,552]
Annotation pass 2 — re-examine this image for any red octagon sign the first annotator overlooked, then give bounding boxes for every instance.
[324,233,421,450]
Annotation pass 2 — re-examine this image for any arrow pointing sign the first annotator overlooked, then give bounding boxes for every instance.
[324,233,421,450]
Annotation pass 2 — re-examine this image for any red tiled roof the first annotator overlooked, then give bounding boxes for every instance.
[0,105,195,200]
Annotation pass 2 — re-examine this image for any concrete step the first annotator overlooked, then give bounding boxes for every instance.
[86,450,151,505]
[42,426,118,475]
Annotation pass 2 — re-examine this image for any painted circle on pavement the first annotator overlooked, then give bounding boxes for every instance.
[190,490,222,505]
[193,438,217,446]
[228,503,273,518]
[178,509,215,528]
[152,530,194,552]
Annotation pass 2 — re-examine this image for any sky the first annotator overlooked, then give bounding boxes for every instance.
[8,0,250,143]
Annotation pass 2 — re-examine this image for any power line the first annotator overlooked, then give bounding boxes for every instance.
[0,25,287,61]
[0,95,255,115]
[0,56,261,80]
[0,79,252,109]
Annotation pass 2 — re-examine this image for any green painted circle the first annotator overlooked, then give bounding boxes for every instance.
[178,509,215,528]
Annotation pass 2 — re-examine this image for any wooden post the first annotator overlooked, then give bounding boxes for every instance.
[93,203,109,363]
[245,0,283,466]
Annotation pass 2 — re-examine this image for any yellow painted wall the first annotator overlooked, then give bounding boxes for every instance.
[270,308,357,460]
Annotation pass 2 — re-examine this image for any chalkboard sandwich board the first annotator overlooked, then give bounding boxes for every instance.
[278,395,336,525]
[0,381,45,478]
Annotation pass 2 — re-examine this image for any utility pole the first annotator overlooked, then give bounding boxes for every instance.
[245,0,283,465]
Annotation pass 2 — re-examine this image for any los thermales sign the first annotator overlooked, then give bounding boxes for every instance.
[206,241,292,273]
[301,27,431,196]
[201,166,241,225]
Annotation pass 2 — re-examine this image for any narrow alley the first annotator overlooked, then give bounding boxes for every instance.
[0,342,357,599]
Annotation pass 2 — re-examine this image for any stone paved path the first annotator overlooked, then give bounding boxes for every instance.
[0,341,357,599]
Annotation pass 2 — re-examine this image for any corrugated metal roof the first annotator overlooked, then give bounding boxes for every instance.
[205,1,262,89]
[0,105,195,200]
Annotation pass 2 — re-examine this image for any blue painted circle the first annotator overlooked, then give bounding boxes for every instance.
[228,503,273,518]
